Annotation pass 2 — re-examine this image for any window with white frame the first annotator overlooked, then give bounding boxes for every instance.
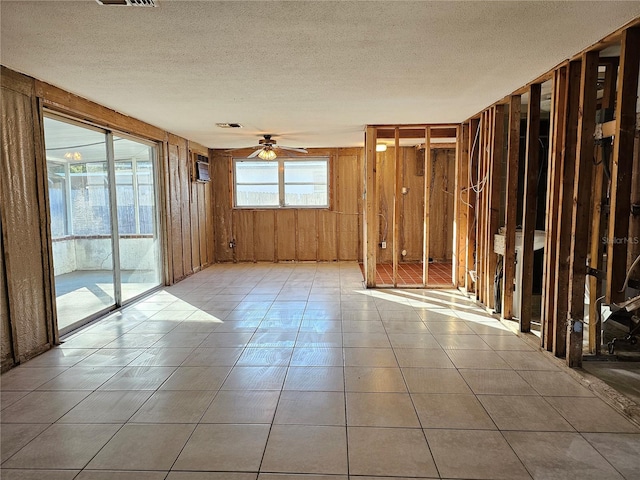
[234,157,329,208]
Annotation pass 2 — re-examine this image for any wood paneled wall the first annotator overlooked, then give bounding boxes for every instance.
[427,149,456,261]
[400,148,425,262]
[211,148,363,263]
[1,69,56,369]
[376,147,396,264]
[0,66,213,370]
[375,146,454,264]
[163,135,214,284]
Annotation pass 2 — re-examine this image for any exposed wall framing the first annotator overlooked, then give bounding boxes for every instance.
[486,105,505,310]
[520,83,542,333]
[566,51,599,367]
[454,125,468,287]
[465,119,480,293]
[454,19,640,368]
[606,27,640,304]
[423,127,432,285]
[502,95,521,320]
[541,67,566,350]
[552,59,582,358]
[362,125,458,288]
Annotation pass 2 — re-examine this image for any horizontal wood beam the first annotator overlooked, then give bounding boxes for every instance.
[34,79,166,142]
[376,128,457,139]
[421,142,457,149]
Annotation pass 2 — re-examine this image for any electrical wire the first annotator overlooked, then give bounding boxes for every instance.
[460,118,484,208]
[378,212,388,242]
[620,254,640,293]
[536,137,547,190]
[468,118,489,194]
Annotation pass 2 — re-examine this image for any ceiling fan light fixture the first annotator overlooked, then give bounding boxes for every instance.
[258,148,277,160]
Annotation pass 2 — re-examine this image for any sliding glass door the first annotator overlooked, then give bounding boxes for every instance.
[44,114,162,333]
[113,135,162,303]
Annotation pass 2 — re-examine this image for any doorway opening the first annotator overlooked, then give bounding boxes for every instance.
[362,125,457,288]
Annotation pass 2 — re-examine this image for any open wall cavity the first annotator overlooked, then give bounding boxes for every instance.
[456,24,640,368]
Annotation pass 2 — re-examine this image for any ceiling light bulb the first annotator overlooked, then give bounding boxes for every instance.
[258,148,277,160]
[64,151,82,161]
[376,144,387,152]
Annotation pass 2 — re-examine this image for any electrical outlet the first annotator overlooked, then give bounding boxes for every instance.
[381,241,387,249]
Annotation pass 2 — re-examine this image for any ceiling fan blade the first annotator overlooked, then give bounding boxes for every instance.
[225,145,261,152]
[277,146,308,154]
[247,149,262,158]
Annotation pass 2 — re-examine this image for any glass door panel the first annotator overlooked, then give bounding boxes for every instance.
[44,116,115,331]
[113,136,161,302]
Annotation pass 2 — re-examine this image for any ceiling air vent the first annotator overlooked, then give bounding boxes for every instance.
[216,123,243,129]
[96,0,157,7]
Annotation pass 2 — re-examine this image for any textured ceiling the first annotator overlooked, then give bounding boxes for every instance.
[2,1,639,148]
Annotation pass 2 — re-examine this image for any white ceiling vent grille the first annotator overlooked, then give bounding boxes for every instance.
[96,0,157,7]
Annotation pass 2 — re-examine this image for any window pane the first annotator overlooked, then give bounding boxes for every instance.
[236,184,279,207]
[136,161,153,187]
[284,160,328,207]
[284,161,327,184]
[284,184,328,206]
[234,157,329,208]
[47,163,67,238]
[70,162,112,235]
[235,160,279,207]
[236,161,278,184]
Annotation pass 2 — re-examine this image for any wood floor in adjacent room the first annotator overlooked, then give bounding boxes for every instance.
[1,262,638,479]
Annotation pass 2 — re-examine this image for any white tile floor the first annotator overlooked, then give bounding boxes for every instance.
[1,262,639,479]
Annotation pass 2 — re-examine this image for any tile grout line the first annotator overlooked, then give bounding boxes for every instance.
[255,266,308,476]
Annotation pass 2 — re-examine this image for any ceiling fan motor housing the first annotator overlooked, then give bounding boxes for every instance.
[259,135,276,146]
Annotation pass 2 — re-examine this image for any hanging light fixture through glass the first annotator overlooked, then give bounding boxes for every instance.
[258,147,277,160]
[64,151,82,161]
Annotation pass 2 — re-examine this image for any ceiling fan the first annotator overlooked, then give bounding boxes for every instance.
[230,135,308,160]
